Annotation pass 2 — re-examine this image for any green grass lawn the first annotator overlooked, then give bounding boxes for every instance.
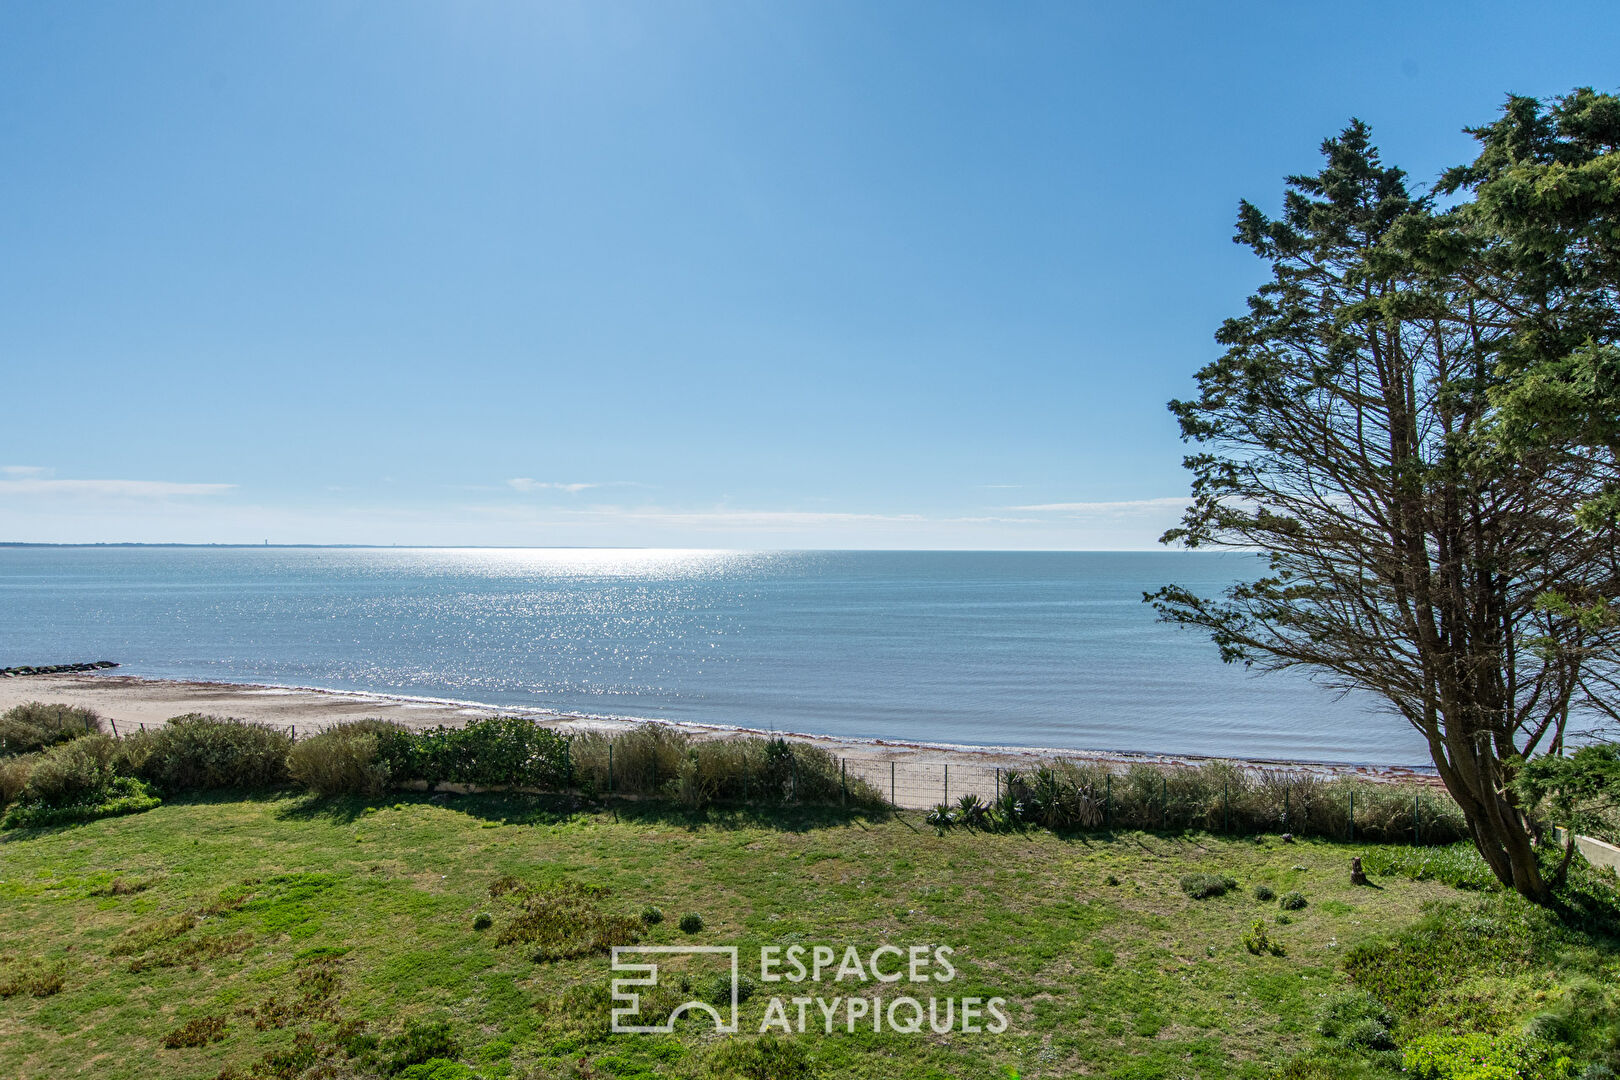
[0,791,1598,1079]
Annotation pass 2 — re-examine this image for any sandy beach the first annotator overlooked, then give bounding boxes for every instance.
[0,670,1439,807]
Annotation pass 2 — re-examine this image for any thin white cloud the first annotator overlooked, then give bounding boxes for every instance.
[0,478,235,498]
[1010,497,1188,515]
[507,478,600,494]
[1,465,54,478]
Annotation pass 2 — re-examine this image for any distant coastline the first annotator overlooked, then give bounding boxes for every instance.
[0,671,1441,792]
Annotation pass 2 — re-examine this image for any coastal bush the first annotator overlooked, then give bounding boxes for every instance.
[1180,873,1238,900]
[0,737,160,828]
[387,717,572,789]
[989,757,1464,844]
[705,1034,818,1080]
[1242,918,1284,956]
[0,753,37,807]
[121,714,293,793]
[14,733,122,806]
[383,1018,461,1075]
[679,912,704,933]
[288,722,394,796]
[1402,1033,1576,1079]
[570,723,691,796]
[1280,891,1308,911]
[569,726,884,810]
[1253,884,1276,902]
[492,880,642,962]
[0,701,103,756]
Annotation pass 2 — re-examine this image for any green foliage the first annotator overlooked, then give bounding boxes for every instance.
[1402,1033,1576,1080]
[0,752,36,806]
[1514,745,1620,846]
[471,912,493,931]
[382,716,573,790]
[121,714,293,793]
[1180,873,1238,900]
[0,734,160,830]
[491,880,642,961]
[998,760,1463,842]
[287,721,395,795]
[0,701,103,756]
[1253,884,1276,902]
[705,1034,817,1080]
[383,1019,461,1075]
[1242,919,1284,956]
[162,1014,227,1048]
[640,904,664,925]
[0,957,64,998]
[1359,843,1501,892]
[1279,891,1308,911]
[12,733,123,806]
[679,912,704,934]
[0,774,159,830]
[1316,992,1395,1050]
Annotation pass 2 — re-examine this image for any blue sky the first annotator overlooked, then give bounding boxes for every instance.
[2,2,1615,547]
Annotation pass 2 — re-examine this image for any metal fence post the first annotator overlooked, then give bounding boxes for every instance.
[1105,773,1112,829]
[608,744,615,796]
[995,767,1001,804]
[1223,779,1229,832]
[1348,790,1355,842]
[943,764,949,805]
[890,761,896,809]
[840,759,847,806]
[1161,775,1168,831]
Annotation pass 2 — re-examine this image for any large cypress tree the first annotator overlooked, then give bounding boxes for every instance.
[1150,120,1620,905]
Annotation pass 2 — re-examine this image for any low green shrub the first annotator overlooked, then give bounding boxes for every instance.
[383,1018,461,1075]
[13,734,122,807]
[1,775,160,830]
[121,714,293,793]
[1280,891,1308,911]
[288,722,396,795]
[705,1033,817,1080]
[385,717,571,790]
[472,912,493,931]
[1359,843,1500,892]
[1253,884,1276,902]
[990,757,1464,842]
[1343,899,1560,1020]
[1402,1033,1576,1079]
[0,753,37,806]
[640,905,664,926]
[0,701,103,756]
[492,880,642,962]
[1181,873,1238,899]
[162,1014,227,1048]
[1242,919,1284,956]
[679,912,704,934]
[0,957,65,998]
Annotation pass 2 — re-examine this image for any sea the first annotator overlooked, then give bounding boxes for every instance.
[0,546,1429,764]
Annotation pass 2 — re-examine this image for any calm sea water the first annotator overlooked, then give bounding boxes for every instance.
[0,547,1428,763]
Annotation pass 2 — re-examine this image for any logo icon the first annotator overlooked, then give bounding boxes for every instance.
[610,946,740,1034]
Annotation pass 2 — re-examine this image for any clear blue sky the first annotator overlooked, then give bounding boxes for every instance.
[2,2,1615,547]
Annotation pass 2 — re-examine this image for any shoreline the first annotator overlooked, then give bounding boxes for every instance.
[0,671,1441,787]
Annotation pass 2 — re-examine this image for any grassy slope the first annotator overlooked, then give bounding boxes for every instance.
[0,792,1470,1080]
